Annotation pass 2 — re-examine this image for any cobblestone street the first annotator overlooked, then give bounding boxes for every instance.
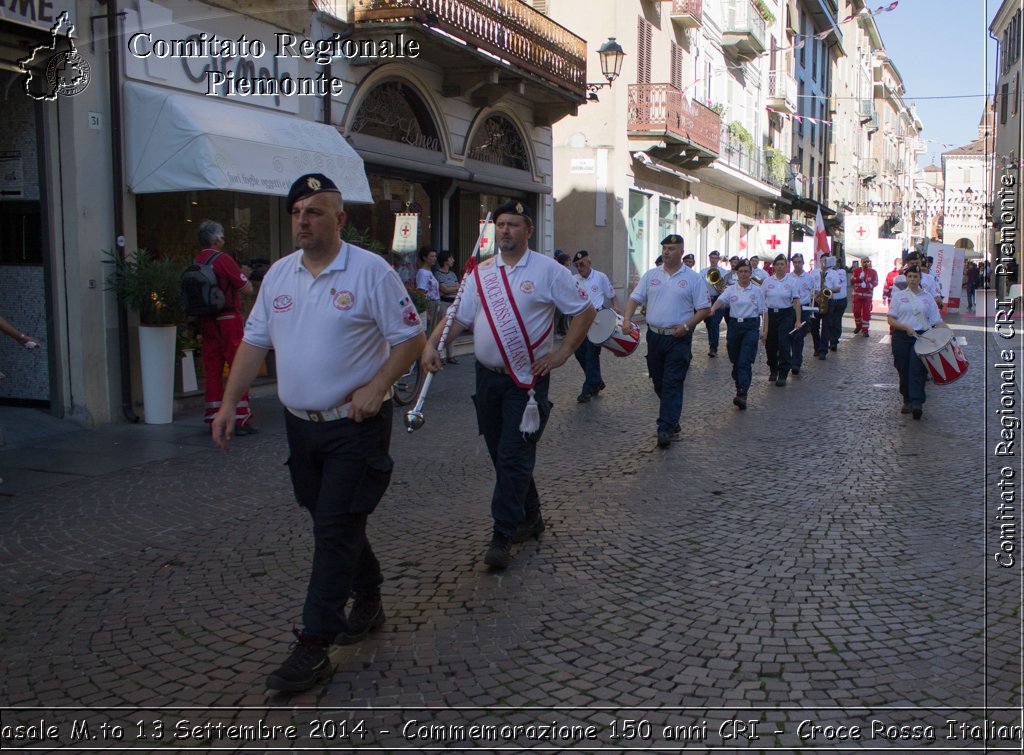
[0,314,1019,753]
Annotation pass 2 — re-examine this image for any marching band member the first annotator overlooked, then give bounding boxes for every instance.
[786,253,815,375]
[622,234,711,448]
[886,265,946,420]
[762,254,802,386]
[699,250,729,357]
[851,257,879,337]
[748,255,769,284]
[422,201,596,569]
[683,252,696,268]
[709,259,766,410]
[725,255,741,286]
[920,255,945,309]
[572,250,618,403]
[817,255,847,356]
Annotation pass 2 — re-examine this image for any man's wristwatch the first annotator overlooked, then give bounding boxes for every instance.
[681,323,690,334]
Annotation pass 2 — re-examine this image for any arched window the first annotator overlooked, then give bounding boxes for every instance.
[351,82,441,152]
[954,238,975,250]
[468,114,529,170]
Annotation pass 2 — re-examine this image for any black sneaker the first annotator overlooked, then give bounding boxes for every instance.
[863,331,870,338]
[791,367,800,375]
[266,630,333,692]
[484,534,512,569]
[576,391,592,404]
[912,405,923,420]
[657,431,672,448]
[235,424,259,436]
[670,423,681,435]
[596,382,607,392]
[708,349,717,358]
[733,394,747,410]
[768,371,778,382]
[901,403,912,414]
[513,512,545,543]
[829,345,837,352]
[775,375,787,387]
[336,593,385,645]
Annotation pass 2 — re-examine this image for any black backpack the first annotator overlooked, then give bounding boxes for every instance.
[181,251,227,316]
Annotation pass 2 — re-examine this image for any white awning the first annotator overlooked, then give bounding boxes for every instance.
[123,82,372,202]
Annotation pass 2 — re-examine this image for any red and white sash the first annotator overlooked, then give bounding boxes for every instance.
[474,257,541,389]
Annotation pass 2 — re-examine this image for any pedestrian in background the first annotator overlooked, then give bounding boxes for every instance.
[433,250,460,363]
[195,220,257,434]
[422,202,595,570]
[416,245,442,333]
[0,315,40,349]
[212,173,425,693]
[851,257,878,337]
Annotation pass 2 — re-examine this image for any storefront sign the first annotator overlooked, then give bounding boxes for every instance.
[0,0,74,35]
[570,158,595,174]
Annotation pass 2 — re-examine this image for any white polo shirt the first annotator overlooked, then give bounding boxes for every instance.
[455,250,591,371]
[717,282,766,319]
[763,275,800,310]
[788,271,815,306]
[921,271,944,301]
[630,264,711,329]
[244,243,423,411]
[825,268,847,299]
[574,269,615,310]
[889,288,942,332]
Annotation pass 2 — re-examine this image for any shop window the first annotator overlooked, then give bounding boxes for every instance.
[351,82,441,152]
[468,115,529,170]
[0,202,43,264]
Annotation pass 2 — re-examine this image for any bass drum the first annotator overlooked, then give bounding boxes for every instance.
[913,327,968,385]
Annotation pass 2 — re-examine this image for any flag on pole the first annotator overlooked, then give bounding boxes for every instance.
[814,206,830,268]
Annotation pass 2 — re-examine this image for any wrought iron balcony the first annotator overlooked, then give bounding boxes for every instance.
[669,0,703,29]
[721,0,766,60]
[718,130,781,187]
[766,70,797,114]
[858,99,876,123]
[338,0,586,106]
[627,83,721,160]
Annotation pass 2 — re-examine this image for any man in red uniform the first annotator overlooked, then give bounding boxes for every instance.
[197,219,257,432]
[882,256,902,308]
[851,257,879,337]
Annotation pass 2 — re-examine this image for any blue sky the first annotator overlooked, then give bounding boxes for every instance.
[872,0,996,167]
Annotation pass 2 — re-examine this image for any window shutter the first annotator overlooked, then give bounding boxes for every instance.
[531,0,549,14]
[637,17,652,84]
[670,42,683,90]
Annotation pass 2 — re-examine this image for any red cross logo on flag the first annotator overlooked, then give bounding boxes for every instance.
[400,223,411,238]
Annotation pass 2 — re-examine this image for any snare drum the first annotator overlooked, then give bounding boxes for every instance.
[913,327,968,385]
[587,308,641,357]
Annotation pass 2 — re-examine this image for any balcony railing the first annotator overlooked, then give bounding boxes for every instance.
[721,0,766,59]
[346,0,586,97]
[858,157,878,177]
[766,70,797,114]
[718,130,781,187]
[627,83,721,156]
[669,0,703,28]
[858,99,875,123]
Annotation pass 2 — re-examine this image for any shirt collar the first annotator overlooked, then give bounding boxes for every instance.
[496,249,533,270]
[295,241,348,274]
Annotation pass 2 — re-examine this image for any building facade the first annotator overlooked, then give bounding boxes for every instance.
[990,0,1022,295]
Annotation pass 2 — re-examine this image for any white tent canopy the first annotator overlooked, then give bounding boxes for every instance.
[123,82,372,202]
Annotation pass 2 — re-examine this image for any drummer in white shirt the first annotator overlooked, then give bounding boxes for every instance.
[572,250,618,403]
[886,265,946,420]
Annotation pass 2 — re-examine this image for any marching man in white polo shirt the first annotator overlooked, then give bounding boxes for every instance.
[571,249,618,403]
[422,201,596,570]
[212,173,425,693]
[621,234,711,448]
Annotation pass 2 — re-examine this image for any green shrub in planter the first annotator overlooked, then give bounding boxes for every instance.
[104,249,182,325]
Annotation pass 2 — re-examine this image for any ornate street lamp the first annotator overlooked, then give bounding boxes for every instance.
[586,37,625,98]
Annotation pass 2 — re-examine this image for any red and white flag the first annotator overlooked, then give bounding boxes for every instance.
[756,221,790,258]
[813,206,831,268]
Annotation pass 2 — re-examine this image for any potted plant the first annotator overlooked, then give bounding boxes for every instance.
[105,249,182,424]
[765,146,786,183]
[727,121,755,154]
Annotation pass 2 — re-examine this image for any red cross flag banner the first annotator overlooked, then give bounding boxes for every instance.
[756,221,790,258]
[478,219,496,258]
[844,214,878,259]
[392,212,419,254]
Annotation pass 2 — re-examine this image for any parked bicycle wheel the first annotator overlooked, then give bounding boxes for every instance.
[392,361,425,407]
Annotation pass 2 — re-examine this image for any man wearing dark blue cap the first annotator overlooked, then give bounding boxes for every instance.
[212,173,425,692]
[422,200,596,569]
[621,234,711,447]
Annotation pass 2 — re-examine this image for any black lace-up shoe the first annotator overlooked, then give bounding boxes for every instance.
[484,534,512,569]
[513,512,545,543]
[266,630,333,692]
[336,593,385,645]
